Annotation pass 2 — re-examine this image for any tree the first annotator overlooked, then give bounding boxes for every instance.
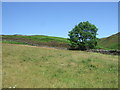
[68,21,98,50]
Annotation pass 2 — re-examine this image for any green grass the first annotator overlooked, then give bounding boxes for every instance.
[2,44,118,88]
[2,32,119,50]
[98,32,120,50]
[2,35,68,43]
[2,40,29,45]
[2,35,69,48]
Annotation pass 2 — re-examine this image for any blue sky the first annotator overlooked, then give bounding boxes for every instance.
[2,2,118,38]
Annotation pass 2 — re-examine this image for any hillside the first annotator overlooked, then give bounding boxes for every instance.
[2,33,119,88]
[1,32,120,50]
[2,44,118,88]
[98,32,120,50]
[2,35,69,49]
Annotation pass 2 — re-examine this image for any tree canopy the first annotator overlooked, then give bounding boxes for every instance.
[68,21,98,50]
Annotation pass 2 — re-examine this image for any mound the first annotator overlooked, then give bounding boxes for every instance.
[98,32,120,50]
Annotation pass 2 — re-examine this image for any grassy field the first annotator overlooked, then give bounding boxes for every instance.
[2,32,119,50]
[2,44,118,88]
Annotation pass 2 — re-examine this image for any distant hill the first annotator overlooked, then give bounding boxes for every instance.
[98,32,120,50]
[1,32,119,50]
[1,35,69,49]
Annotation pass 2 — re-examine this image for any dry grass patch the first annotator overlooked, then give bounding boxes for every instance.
[2,44,118,88]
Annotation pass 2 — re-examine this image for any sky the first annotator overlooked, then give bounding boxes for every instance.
[2,2,118,38]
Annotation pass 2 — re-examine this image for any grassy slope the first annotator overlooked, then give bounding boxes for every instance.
[2,35,68,43]
[2,44,118,88]
[98,32,120,50]
[2,32,120,50]
[2,35,69,48]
